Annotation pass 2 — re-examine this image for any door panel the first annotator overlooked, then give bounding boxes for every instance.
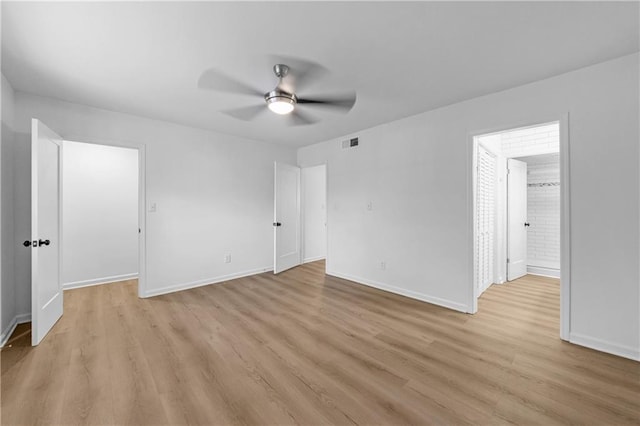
[32,119,63,345]
[507,158,527,281]
[274,162,301,274]
[477,146,496,295]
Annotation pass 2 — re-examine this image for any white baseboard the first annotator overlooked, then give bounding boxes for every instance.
[64,273,139,290]
[0,313,32,348]
[326,270,469,313]
[527,265,560,278]
[569,332,639,361]
[303,255,326,264]
[143,266,273,298]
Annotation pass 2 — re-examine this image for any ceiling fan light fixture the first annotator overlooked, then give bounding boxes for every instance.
[265,90,296,115]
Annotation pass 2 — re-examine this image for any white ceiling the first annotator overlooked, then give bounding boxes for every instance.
[2,2,638,147]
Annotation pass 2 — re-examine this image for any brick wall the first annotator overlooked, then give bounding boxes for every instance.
[501,122,559,158]
[476,121,560,281]
[499,122,560,273]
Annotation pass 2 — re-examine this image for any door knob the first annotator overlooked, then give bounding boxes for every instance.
[273,222,282,227]
[23,240,32,247]
[524,222,530,227]
[38,239,50,247]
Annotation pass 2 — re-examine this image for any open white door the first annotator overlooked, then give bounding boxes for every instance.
[274,162,301,274]
[507,158,527,281]
[31,119,63,345]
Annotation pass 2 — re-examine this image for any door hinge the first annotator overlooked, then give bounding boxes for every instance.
[507,258,510,263]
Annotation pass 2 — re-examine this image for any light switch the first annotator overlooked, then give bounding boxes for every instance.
[149,202,157,213]
[367,201,373,211]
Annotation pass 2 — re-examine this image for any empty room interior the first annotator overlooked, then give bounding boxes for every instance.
[1,2,639,425]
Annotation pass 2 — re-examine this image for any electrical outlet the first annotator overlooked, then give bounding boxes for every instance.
[379,261,386,270]
[367,201,373,211]
[224,254,231,263]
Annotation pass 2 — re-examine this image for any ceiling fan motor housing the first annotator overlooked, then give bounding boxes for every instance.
[264,64,297,114]
[265,90,297,114]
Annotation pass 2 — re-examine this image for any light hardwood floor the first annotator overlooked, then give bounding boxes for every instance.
[2,261,639,425]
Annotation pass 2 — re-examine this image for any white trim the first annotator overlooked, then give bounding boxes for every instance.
[300,166,306,265]
[569,332,640,362]
[467,128,476,313]
[527,266,560,278]
[303,255,326,264]
[64,273,139,290]
[325,161,330,274]
[143,266,272,298]
[559,113,571,341]
[137,144,147,299]
[326,270,469,313]
[0,313,32,348]
[31,119,39,345]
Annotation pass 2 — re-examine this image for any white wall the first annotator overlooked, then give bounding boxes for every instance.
[0,73,30,346]
[1,73,16,343]
[62,141,139,288]
[10,92,296,307]
[298,53,639,360]
[302,165,326,262]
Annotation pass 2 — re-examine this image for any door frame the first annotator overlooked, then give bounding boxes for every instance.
[468,113,570,341]
[64,137,147,298]
[298,161,330,274]
[300,163,328,264]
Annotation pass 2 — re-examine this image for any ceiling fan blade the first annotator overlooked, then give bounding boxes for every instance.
[297,92,357,112]
[198,69,264,97]
[267,55,329,91]
[223,104,267,121]
[286,109,318,126]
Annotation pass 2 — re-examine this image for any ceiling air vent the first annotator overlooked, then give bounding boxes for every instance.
[341,137,359,149]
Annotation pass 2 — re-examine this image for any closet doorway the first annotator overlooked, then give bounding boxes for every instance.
[471,119,570,338]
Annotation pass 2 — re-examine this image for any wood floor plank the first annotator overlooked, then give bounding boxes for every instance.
[2,261,639,425]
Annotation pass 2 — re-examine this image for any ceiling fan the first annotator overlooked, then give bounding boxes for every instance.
[197,57,356,126]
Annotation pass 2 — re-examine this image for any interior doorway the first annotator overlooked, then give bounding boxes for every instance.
[301,164,327,264]
[273,162,327,274]
[62,141,140,290]
[472,119,569,337]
